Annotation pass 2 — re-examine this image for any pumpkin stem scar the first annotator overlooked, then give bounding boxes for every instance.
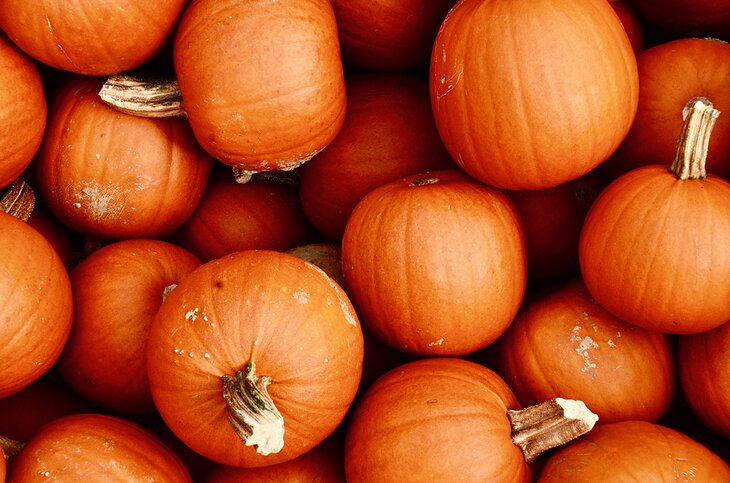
[670,97,720,180]
[221,361,285,456]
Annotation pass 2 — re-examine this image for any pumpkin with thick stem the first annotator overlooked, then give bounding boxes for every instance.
[580,97,730,333]
[147,250,363,467]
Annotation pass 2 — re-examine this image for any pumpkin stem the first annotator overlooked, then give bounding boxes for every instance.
[162,284,177,302]
[669,97,720,180]
[0,178,35,222]
[221,361,285,456]
[99,74,186,118]
[0,435,25,461]
[507,397,598,462]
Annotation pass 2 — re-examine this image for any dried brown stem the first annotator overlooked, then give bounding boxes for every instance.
[99,74,186,118]
[670,97,720,180]
[0,178,35,221]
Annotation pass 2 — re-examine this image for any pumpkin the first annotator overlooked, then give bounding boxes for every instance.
[0,33,46,189]
[345,358,598,482]
[490,279,675,424]
[537,420,730,481]
[429,0,638,190]
[173,169,314,262]
[603,38,730,180]
[608,0,644,53]
[299,73,453,241]
[34,76,212,240]
[329,0,456,71]
[0,211,72,398]
[580,98,730,333]
[0,0,186,75]
[287,243,345,287]
[7,414,191,482]
[26,202,77,272]
[173,0,346,175]
[631,0,730,36]
[342,169,526,356]
[56,239,201,414]
[147,250,363,467]
[678,321,730,438]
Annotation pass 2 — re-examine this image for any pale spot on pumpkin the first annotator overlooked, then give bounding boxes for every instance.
[185,307,200,322]
[570,326,599,377]
[293,291,310,304]
[428,338,445,347]
[204,353,212,359]
[607,339,617,348]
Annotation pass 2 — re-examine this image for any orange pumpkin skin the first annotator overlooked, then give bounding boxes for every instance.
[491,279,675,424]
[579,166,730,333]
[631,0,730,36]
[0,211,72,398]
[174,169,314,262]
[174,0,346,173]
[345,358,530,483]
[329,0,456,71]
[35,76,212,240]
[299,73,453,241]
[608,0,643,53]
[26,203,77,272]
[147,250,364,467]
[603,38,730,180]
[342,169,526,356]
[537,421,730,481]
[56,239,201,414]
[8,414,192,482]
[0,34,46,189]
[678,322,730,438]
[0,0,185,75]
[430,0,638,190]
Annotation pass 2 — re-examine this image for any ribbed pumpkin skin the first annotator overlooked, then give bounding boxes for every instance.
[678,322,730,438]
[35,76,212,240]
[430,0,638,190]
[342,169,527,356]
[604,38,730,180]
[56,239,201,414]
[537,421,730,481]
[0,211,72,398]
[0,34,46,189]
[0,0,185,75]
[579,166,730,334]
[8,414,192,483]
[147,250,364,467]
[491,279,675,424]
[345,358,530,483]
[631,0,730,36]
[174,0,346,172]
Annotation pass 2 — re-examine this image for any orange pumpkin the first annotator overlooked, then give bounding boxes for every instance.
[147,250,363,467]
[173,0,346,175]
[342,169,526,356]
[430,0,638,190]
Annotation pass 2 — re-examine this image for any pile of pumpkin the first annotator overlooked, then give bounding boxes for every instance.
[0,0,728,481]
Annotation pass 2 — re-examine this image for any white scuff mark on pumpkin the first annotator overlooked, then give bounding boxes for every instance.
[293,291,310,304]
[72,202,81,208]
[204,353,212,359]
[95,153,101,160]
[188,352,195,358]
[570,326,599,377]
[74,181,124,220]
[436,64,464,101]
[324,358,329,363]
[308,263,358,327]
[185,307,200,322]
[428,338,445,347]
[607,338,617,348]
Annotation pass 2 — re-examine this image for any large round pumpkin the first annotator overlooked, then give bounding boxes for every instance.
[173,0,346,175]
[0,0,186,75]
[34,76,212,240]
[56,239,201,414]
[490,279,675,424]
[0,211,72,398]
[342,169,526,356]
[8,414,191,482]
[0,33,46,189]
[429,0,638,190]
[147,250,363,467]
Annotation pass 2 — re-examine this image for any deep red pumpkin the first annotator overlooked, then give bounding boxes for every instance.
[0,33,46,189]
[34,76,212,240]
[430,0,638,190]
[173,0,346,174]
[0,211,72,398]
[56,239,201,414]
[147,250,364,467]
[342,169,526,356]
[0,0,186,75]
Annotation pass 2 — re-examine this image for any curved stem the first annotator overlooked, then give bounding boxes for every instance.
[222,361,284,456]
[99,74,186,118]
[670,97,720,180]
[0,178,35,222]
[0,435,25,461]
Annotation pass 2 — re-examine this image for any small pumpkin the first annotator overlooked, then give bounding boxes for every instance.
[173,0,346,175]
[580,97,730,333]
[342,169,526,356]
[7,414,192,482]
[147,250,363,467]
[0,33,46,189]
[0,0,186,75]
[0,211,72,398]
[429,0,638,190]
[56,239,201,414]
